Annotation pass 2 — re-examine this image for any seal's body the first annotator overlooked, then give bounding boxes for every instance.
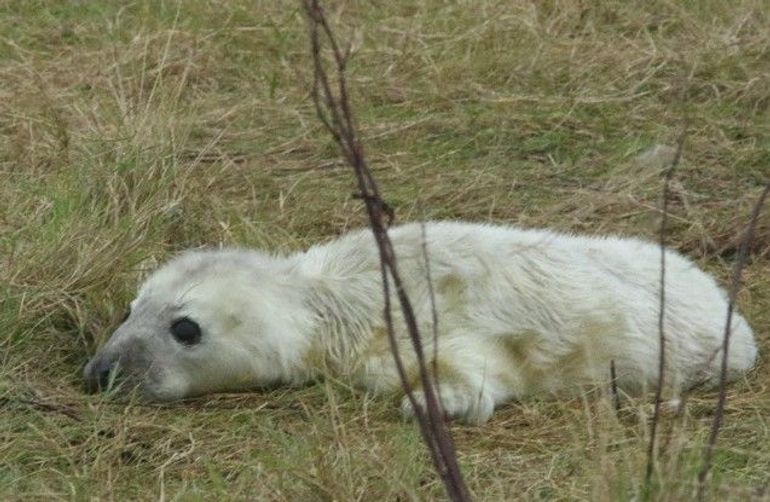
[84,221,757,424]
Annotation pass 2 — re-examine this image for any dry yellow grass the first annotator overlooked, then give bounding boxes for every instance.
[1,1,769,500]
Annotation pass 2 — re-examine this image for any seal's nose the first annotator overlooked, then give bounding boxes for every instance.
[83,354,119,393]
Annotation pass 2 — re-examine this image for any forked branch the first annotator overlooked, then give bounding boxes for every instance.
[301,2,470,500]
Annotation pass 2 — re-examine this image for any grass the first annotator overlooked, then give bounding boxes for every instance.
[1,0,769,499]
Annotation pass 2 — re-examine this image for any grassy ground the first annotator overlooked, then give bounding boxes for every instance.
[1,0,769,500]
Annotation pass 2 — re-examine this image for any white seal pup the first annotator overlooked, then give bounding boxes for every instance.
[83,221,758,424]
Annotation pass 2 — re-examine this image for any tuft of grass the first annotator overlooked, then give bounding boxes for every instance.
[2,1,769,499]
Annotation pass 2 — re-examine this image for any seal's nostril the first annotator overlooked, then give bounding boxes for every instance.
[97,366,112,390]
[84,355,120,393]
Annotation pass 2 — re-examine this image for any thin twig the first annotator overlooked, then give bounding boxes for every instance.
[610,360,620,414]
[301,2,470,500]
[696,181,770,500]
[645,126,687,485]
[420,221,441,388]
[3,396,83,422]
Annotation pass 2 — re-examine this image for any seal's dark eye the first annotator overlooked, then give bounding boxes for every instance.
[170,318,201,346]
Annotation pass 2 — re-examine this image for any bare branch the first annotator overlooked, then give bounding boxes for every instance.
[13,396,82,422]
[645,125,687,485]
[301,2,470,500]
[610,360,620,414]
[697,181,770,500]
[421,221,441,386]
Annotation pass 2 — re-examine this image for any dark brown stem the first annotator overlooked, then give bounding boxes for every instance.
[696,181,770,500]
[645,126,687,486]
[24,398,82,421]
[610,360,620,414]
[421,221,441,387]
[301,2,470,500]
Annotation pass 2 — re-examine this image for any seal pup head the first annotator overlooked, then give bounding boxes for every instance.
[83,249,313,401]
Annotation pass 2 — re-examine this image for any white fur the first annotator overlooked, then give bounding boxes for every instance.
[85,221,758,424]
